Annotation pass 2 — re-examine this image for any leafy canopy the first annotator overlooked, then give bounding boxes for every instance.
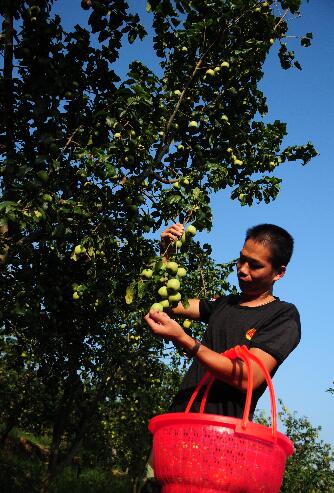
[0,0,317,485]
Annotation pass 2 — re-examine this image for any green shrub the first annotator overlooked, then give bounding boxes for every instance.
[54,467,131,493]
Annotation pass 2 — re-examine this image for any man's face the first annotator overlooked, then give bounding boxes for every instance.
[236,238,285,296]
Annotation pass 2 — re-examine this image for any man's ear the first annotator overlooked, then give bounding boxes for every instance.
[273,265,286,282]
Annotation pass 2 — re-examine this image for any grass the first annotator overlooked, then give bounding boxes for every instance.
[54,468,132,493]
[9,426,51,447]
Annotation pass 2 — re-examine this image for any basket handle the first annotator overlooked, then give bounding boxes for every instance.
[184,345,277,439]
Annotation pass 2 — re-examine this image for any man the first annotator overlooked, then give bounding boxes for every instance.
[144,222,301,418]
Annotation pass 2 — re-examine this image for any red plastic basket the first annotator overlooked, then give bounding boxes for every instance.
[148,345,294,493]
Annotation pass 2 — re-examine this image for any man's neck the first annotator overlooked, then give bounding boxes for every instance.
[239,290,275,307]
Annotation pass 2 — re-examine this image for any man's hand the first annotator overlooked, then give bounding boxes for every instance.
[144,310,185,343]
[160,223,184,256]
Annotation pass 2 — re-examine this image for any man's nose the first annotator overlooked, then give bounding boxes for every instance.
[238,263,249,277]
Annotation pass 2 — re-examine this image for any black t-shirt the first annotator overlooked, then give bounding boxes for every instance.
[169,294,301,418]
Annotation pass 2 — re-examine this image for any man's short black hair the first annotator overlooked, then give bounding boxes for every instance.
[245,224,294,271]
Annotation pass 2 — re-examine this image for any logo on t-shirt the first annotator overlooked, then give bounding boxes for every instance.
[245,328,257,340]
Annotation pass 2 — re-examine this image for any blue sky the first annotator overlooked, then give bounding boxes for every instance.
[204,1,334,445]
[56,0,334,445]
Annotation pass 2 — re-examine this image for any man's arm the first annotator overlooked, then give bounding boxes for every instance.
[144,310,277,391]
[169,299,201,320]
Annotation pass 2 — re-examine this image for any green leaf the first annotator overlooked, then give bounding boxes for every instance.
[125,283,136,304]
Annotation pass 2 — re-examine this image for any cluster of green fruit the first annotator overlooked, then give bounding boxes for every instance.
[140,225,197,314]
[149,262,186,312]
[227,147,243,167]
[172,224,197,250]
[205,60,230,78]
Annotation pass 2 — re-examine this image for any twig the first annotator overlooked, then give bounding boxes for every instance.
[274,9,290,32]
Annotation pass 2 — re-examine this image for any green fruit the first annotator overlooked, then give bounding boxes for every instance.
[34,210,43,219]
[221,115,229,122]
[150,302,164,312]
[175,240,183,248]
[160,299,170,308]
[181,46,188,52]
[37,170,49,182]
[221,61,230,68]
[142,269,153,279]
[183,178,190,185]
[188,120,198,129]
[269,38,275,45]
[173,181,180,189]
[186,225,197,236]
[169,292,181,303]
[49,142,59,154]
[234,159,243,166]
[181,232,187,244]
[177,267,187,277]
[177,144,185,150]
[127,204,138,214]
[158,286,169,298]
[74,245,86,255]
[174,90,182,96]
[205,69,215,77]
[166,261,178,273]
[167,278,180,292]
[183,319,192,329]
[114,132,121,139]
[73,292,80,300]
[30,5,41,15]
[214,66,221,73]
[81,0,92,9]
[42,193,52,202]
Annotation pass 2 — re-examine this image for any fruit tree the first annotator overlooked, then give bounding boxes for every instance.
[0,0,316,489]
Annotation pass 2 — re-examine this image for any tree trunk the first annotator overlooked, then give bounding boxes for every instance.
[40,375,116,492]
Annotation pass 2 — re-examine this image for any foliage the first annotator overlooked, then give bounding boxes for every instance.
[0,441,131,493]
[255,401,334,493]
[0,431,47,493]
[0,0,316,489]
[53,468,131,493]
